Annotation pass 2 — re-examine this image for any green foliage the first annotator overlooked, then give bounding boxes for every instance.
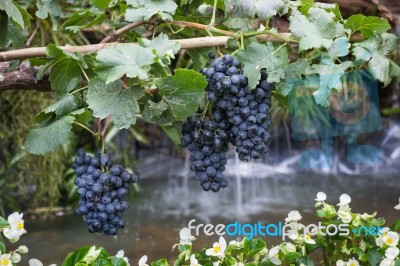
[345,14,391,38]
[125,0,178,22]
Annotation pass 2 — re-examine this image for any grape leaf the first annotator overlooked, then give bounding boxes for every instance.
[224,0,289,20]
[0,0,31,28]
[36,0,63,30]
[62,10,106,34]
[147,100,169,118]
[352,33,400,86]
[49,58,82,96]
[289,8,345,52]
[223,18,252,32]
[277,59,310,95]
[154,69,207,120]
[161,123,182,145]
[95,44,155,84]
[236,42,288,89]
[345,14,391,38]
[35,95,80,123]
[125,0,177,22]
[328,37,350,59]
[306,60,354,107]
[24,116,75,155]
[90,0,115,9]
[299,0,315,15]
[139,33,180,66]
[86,78,144,129]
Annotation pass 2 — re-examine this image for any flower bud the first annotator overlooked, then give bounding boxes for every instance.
[17,245,29,254]
[11,252,21,263]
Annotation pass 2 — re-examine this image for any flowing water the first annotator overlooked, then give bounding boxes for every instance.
[14,119,400,264]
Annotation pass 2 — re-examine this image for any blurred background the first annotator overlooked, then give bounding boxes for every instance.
[0,0,400,264]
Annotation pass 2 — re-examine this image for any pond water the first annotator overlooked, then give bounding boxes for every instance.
[16,154,400,264]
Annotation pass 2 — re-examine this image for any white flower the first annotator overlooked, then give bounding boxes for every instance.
[82,246,101,264]
[395,197,400,210]
[268,246,281,265]
[376,236,384,247]
[10,253,21,263]
[212,261,220,266]
[0,254,12,266]
[338,210,352,223]
[336,260,346,266]
[28,259,43,266]
[360,240,367,252]
[16,245,29,254]
[139,255,149,266]
[190,254,201,266]
[315,192,327,201]
[206,237,226,258]
[285,210,302,223]
[228,240,242,248]
[385,247,399,260]
[360,212,376,221]
[285,243,296,252]
[3,212,27,242]
[383,232,399,247]
[304,234,316,245]
[288,229,299,240]
[115,250,130,266]
[348,258,360,266]
[180,227,196,245]
[379,227,391,236]
[380,258,395,266]
[337,194,351,206]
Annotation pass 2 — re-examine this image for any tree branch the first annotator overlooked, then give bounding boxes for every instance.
[0,34,293,62]
[0,61,51,92]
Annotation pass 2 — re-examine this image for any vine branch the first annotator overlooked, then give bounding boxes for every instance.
[99,20,145,44]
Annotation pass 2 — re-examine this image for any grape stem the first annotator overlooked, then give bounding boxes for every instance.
[210,0,218,26]
[73,122,97,136]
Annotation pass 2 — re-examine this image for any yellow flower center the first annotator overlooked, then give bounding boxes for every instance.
[305,234,311,240]
[213,245,221,253]
[349,263,356,266]
[386,237,394,245]
[1,258,9,265]
[17,222,24,230]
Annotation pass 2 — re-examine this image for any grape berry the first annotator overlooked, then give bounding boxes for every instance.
[72,148,139,235]
[182,53,273,192]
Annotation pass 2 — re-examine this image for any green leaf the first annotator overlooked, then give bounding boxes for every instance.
[367,248,383,266]
[35,95,80,123]
[62,10,106,34]
[162,123,182,145]
[139,33,180,66]
[243,238,266,257]
[49,58,82,96]
[86,78,144,129]
[299,0,315,15]
[295,256,315,266]
[390,219,400,231]
[61,246,90,266]
[36,0,63,30]
[154,69,207,120]
[328,37,350,58]
[289,8,345,52]
[148,101,169,118]
[277,59,310,95]
[306,60,353,107]
[151,258,169,266]
[345,14,391,38]
[95,44,155,84]
[24,116,75,155]
[0,216,9,229]
[90,0,115,9]
[285,252,302,261]
[223,18,252,32]
[125,0,178,22]
[0,239,5,254]
[0,11,8,49]
[352,33,400,86]
[110,257,128,266]
[236,42,288,89]
[7,21,28,47]
[395,259,400,266]
[224,0,288,20]
[0,0,31,29]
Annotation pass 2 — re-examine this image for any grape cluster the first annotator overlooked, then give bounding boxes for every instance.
[181,53,273,192]
[181,111,230,192]
[72,148,139,235]
[202,53,272,162]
